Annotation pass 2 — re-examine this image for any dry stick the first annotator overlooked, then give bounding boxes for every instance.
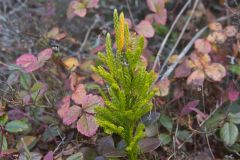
[151,0,192,72]
[157,0,200,82]
[77,16,100,60]
[205,127,215,159]
[160,16,230,81]
[126,0,136,28]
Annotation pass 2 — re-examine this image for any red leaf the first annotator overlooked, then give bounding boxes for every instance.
[47,27,66,40]
[38,48,53,63]
[135,20,155,38]
[190,107,207,120]
[77,114,98,137]
[146,0,165,13]
[174,62,191,78]
[74,8,87,17]
[187,69,205,86]
[194,39,212,54]
[57,96,71,119]
[23,95,31,105]
[173,86,184,100]
[63,105,81,125]
[67,1,78,19]
[73,2,87,17]
[81,94,104,114]
[71,84,87,105]
[86,0,99,8]
[36,81,48,96]
[138,138,161,153]
[16,54,40,73]
[153,9,167,25]
[181,100,200,116]
[204,63,226,81]
[43,151,54,160]
[227,82,240,103]
[155,78,170,97]
[145,14,154,24]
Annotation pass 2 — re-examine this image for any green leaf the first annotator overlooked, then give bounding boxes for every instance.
[204,113,225,131]
[16,136,37,151]
[20,73,31,90]
[229,65,240,75]
[19,152,42,160]
[31,82,43,93]
[5,120,29,133]
[30,82,46,101]
[0,134,8,151]
[66,152,83,160]
[159,134,171,145]
[159,114,173,132]
[0,114,8,126]
[228,112,240,124]
[154,24,169,36]
[226,103,240,114]
[42,126,61,142]
[220,122,238,146]
[177,130,192,143]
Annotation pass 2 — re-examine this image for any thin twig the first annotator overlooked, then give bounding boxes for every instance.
[152,0,192,72]
[205,127,215,159]
[126,0,136,28]
[157,0,200,79]
[77,15,100,60]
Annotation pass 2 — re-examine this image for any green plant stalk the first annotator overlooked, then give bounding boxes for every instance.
[93,10,155,160]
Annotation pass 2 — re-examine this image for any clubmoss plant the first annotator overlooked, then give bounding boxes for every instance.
[92,9,156,160]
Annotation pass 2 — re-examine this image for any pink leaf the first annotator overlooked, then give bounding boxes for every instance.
[77,114,98,137]
[187,69,205,86]
[227,82,240,103]
[23,95,31,105]
[57,96,71,119]
[74,8,87,17]
[38,48,53,63]
[63,105,81,125]
[71,84,87,105]
[154,9,167,25]
[173,86,184,101]
[145,14,154,24]
[73,2,87,17]
[190,107,207,120]
[86,0,99,8]
[16,54,40,73]
[194,39,212,54]
[47,27,66,40]
[67,1,78,19]
[146,0,165,13]
[181,100,200,116]
[124,18,133,29]
[81,94,104,114]
[43,151,54,160]
[135,20,155,38]
[174,62,191,78]
[36,81,48,96]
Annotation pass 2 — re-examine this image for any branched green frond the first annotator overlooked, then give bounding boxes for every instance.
[93,10,156,160]
[126,123,145,152]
